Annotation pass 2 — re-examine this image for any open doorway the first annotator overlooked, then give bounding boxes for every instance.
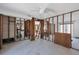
[35,21,41,39]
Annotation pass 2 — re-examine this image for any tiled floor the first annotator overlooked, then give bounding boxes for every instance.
[0,39,79,55]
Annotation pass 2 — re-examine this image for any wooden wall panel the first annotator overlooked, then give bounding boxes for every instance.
[30,18,35,41]
[54,32,71,48]
[24,20,30,38]
[47,21,51,34]
[9,17,15,38]
[2,16,8,39]
[24,18,35,41]
[0,15,16,49]
[40,20,44,38]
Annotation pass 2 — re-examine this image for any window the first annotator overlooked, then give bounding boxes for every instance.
[60,24,73,33]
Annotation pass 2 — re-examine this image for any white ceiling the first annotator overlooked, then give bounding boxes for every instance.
[0,3,79,19]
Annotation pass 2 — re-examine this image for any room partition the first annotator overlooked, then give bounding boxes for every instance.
[53,14,71,48]
[24,18,35,41]
[0,15,16,49]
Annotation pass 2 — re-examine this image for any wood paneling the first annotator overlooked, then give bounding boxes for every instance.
[54,32,71,48]
[40,20,44,38]
[24,20,30,38]
[24,18,35,41]
[2,16,8,39]
[9,17,15,38]
[30,18,35,41]
[47,21,51,34]
[0,15,16,49]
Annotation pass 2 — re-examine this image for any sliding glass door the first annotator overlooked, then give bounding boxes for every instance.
[72,11,79,50]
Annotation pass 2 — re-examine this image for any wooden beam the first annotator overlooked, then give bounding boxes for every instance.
[30,17,35,41]
[40,20,44,39]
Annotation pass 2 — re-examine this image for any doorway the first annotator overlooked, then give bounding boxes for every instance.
[35,21,41,39]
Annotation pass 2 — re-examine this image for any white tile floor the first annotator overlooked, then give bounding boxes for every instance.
[0,39,79,55]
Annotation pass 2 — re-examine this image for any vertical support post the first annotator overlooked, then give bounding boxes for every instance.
[14,17,16,41]
[57,16,58,32]
[30,17,35,41]
[0,15,3,49]
[70,12,72,36]
[62,14,64,33]
[53,17,55,34]
[20,18,21,40]
[24,19,25,39]
[40,20,44,39]
[8,16,10,39]
[70,12,72,47]
[48,18,50,41]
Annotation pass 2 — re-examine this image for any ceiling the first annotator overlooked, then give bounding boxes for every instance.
[0,3,79,19]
